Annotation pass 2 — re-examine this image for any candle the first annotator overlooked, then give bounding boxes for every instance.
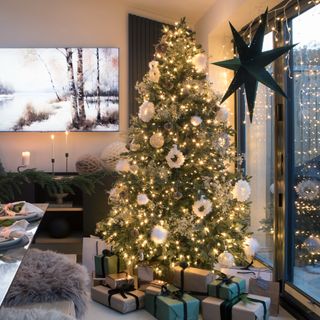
[65,131,69,152]
[51,134,55,159]
[22,151,30,166]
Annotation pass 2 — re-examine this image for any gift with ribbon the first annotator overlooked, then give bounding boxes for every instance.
[91,283,145,313]
[144,283,200,320]
[202,293,271,320]
[94,249,126,278]
[172,261,215,294]
[105,272,135,289]
[208,271,246,300]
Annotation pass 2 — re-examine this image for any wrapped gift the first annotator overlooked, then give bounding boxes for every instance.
[208,274,246,300]
[145,285,200,320]
[92,274,105,287]
[172,266,215,294]
[218,266,272,292]
[94,249,125,277]
[202,294,270,320]
[249,278,280,316]
[91,284,144,313]
[105,273,134,289]
[137,265,154,289]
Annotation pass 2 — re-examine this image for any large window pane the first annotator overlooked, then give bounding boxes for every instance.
[245,32,275,266]
[290,4,320,302]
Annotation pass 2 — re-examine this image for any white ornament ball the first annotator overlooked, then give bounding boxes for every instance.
[303,236,320,254]
[149,67,161,83]
[296,180,319,200]
[192,197,212,218]
[137,193,149,206]
[218,251,235,268]
[138,101,155,123]
[243,237,260,258]
[151,225,168,244]
[165,145,185,169]
[190,116,203,127]
[215,106,229,122]
[100,141,128,171]
[191,53,207,73]
[150,132,164,149]
[232,179,251,202]
[115,159,131,173]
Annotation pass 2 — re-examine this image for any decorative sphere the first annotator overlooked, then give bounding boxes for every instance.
[215,106,229,122]
[115,159,131,172]
[100,141,128,171]
[218,251,235,268]
[137,193,149,205]
[49,218,70,238]
[190,116,203,127]
[232,180,251,202]
[191,53,207,73]
[138,101,155,122]
[151,225,168,244]
[150,132,164,149]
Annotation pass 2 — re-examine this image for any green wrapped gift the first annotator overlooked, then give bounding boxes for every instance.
[208,276,245,300]
[145,285,200,320]
[94,250,125,278]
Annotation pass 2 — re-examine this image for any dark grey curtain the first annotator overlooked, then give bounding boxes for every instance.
[128,14,164,116]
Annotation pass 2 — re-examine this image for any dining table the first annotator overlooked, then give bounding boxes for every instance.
[0,203,48,307]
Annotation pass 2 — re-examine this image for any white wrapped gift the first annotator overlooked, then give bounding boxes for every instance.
[202,294,271,320]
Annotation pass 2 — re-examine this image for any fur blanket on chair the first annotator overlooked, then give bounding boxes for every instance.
[0,307,75,320]
[3,249,89,319]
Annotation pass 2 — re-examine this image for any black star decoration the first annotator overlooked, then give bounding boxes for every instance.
[212,8,296,122]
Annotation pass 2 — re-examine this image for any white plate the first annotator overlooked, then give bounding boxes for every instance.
[0,212,39,221]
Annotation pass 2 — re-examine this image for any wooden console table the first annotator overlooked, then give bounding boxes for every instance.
[0,203,48,307]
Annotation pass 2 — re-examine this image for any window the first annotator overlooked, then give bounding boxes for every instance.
[239,32,275,266]
[287,4,320,303]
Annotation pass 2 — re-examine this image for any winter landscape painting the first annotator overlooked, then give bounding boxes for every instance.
[0,48,119,131]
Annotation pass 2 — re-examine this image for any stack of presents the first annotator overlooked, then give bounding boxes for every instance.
[89,246,280,319]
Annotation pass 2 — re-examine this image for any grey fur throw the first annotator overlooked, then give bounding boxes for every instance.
[0,307,75,320]
[3,249,89,319]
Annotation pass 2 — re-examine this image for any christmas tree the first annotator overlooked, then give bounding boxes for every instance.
[97,19,252,276]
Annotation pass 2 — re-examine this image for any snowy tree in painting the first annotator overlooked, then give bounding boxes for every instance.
[0,48,119,131]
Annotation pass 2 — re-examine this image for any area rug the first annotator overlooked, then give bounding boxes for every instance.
[0,307,75,320]
[3,249,89,319]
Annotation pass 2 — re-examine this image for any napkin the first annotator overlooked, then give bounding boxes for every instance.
[0,219,29,240]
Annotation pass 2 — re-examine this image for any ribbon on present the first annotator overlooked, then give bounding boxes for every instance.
[219,294,267,320]
[107,283,140,310]
[152,284,188,320]
[215,272,241,298]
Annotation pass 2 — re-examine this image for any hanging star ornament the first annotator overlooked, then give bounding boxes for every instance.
[212,8,297,122]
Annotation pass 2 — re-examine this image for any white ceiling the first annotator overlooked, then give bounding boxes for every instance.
[125,0,217,25]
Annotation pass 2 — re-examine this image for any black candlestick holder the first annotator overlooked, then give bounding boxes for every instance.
[51,158,55,175]
[17,165,27,173]
[65,153,69,173]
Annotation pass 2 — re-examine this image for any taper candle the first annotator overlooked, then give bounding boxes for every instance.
[65,130,69,152]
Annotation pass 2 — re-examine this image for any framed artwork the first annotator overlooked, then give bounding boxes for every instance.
[0,48,119,132]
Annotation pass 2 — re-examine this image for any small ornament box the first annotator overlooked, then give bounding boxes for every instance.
[94,249,125,278]
[208,274,246,300]
[105,273,134,289]
[145,285,200,320]
[172,266,215,294]
[91,285,145,314]
[202,294,271,320]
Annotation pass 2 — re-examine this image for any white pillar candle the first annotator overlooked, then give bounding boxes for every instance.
[22,151,30,166]
[51,134,55,159]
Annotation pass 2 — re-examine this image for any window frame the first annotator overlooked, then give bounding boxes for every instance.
[236,0,320,317]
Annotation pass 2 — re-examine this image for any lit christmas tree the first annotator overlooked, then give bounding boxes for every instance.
[97,19,252,276]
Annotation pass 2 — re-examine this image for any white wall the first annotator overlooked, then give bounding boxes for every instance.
[0,0,172,172]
